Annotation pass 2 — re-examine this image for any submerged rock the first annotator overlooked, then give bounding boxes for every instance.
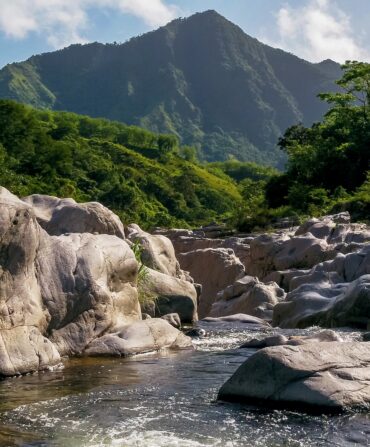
[218,342,370,412]
[240,330,342,349]
[185,328,207,338]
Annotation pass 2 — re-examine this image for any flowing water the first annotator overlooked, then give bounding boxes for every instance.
[0,322,369,447]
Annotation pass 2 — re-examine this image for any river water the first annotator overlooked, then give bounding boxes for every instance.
[0,321,369,447]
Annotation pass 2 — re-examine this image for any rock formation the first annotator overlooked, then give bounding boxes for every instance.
[273,245,370,328]
[126,224,198,322]
[0,188,193,377]
[23,194,126,238]
[219,342,370,412]
[177,248,245,318]
[210,276,285,320]
[240,330,343,349]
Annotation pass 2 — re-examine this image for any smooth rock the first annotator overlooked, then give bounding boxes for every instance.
[84,319,193,356]
[178,248,245,318]
[0,188,142,375]
[218,342,370,412]
[202,314,270,326]
[0,327,61,376]
[127,224,185,279]
[23,194,125,238]
[210,277,285,320]
[143,269,198,323]
[240,330,342,349]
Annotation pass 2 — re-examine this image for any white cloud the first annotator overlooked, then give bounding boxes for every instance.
[264,0,370,63]
[0,0,178,49]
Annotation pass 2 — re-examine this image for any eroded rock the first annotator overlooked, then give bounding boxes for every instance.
[210,276,285,320]
[84,319,193,356]
[218,342,370,412]
[23,194,125,238]
[0,188,193,376]
[178,248,245,318]
[273,246,370,329]
[142,269,198,323]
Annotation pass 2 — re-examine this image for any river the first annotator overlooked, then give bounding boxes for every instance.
[0,321,369,447]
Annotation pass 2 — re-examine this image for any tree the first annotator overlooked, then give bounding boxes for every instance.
[157,134,179,157]
[180,145,198,163]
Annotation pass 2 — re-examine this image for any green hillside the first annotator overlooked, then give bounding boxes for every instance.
[0,100,243,228]
[0,10,341,168]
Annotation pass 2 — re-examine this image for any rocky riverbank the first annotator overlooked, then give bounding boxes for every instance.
[1,187,370,414]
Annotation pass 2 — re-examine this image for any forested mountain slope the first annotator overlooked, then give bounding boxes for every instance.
[0,10,341,167]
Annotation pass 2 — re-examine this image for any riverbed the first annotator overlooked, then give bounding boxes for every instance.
[0,322,369,447]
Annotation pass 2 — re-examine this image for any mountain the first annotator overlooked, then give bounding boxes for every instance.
[0,10,341,167]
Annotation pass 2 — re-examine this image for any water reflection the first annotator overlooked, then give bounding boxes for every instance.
[0,323,368,447]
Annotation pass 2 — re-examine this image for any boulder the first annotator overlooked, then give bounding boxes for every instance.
[0,326,61,376]
[273,274,370,329]
[210,276,285,320]
[218,342,370,412]
[141,269,198,323]
[0,188,145,376]
[202,314,270,327]
[247,232,334,279]
[126,224,185,279]
[273,245,370,329]
[178,248,245,318]
[84,319,193,356]
[240,330,342,349]
[246,213,370,281]
[264,269,310,292]
[294,212,370,246]
[23,194,125,238]
[159,230,251,270]
[44,233,141,355]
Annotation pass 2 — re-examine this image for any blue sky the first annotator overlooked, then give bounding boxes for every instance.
[0,0,369,69]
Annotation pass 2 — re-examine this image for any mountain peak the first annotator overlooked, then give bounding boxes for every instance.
[0,11,340,167]
[170,9,230,27]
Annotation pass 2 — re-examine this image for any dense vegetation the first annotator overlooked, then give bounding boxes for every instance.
[0,62,368,232]
[0,100,243,228]
[236,61,370,230]
[0,10,341,167]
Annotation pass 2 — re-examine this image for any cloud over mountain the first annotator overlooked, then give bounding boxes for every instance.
[0,0,178,48]
[264,0,370,63]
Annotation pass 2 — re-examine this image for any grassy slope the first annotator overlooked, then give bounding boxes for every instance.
[0,100,242,229]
